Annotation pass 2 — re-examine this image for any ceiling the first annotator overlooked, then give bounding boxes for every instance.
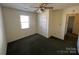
[1,3,79,13]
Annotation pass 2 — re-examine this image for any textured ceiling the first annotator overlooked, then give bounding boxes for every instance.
[1,3,79,12]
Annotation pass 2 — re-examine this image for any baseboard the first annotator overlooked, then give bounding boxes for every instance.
[37,33,48,38]
[8,33,38,43]
[8,33,64,44]
[49,36,63,40]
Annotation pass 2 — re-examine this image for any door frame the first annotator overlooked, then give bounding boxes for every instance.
[65,13,77,35]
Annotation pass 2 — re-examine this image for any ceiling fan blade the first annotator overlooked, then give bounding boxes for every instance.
[34,8,39,12]
[34,3,48,8]
[33,5,42,8]
[41,3,48,7]
[45,7,53,9]
[33,3,53,13]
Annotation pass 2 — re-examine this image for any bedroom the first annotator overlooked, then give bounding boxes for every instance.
[0,3,79,55]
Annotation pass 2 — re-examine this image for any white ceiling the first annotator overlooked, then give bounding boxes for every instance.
[1,3,79,13]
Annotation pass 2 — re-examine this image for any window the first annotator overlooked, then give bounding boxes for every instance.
[20,15,30,29]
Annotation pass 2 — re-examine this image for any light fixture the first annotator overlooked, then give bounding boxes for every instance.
[37,7,46,13]
[37,8,43,13]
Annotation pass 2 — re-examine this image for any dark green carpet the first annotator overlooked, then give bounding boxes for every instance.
[7,34,78,55]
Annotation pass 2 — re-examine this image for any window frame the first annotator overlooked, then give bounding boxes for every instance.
[20,15,30,29]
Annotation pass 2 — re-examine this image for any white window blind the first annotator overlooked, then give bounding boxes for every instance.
[20,15,30,29]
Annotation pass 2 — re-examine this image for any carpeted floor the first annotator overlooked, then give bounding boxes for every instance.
[7,33,78,55]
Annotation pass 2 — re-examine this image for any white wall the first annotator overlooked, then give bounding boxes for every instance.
[51,10,64,39]
[48,9,54,37]
[3,7,37,42]
[0,6,6,55]
[37,9,49,38]
[37,9,65,39]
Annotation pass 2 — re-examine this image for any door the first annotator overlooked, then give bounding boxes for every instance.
[67,16,75,33]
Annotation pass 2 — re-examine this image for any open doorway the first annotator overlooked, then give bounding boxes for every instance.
[64,14,78,45]
[67,16,75,34]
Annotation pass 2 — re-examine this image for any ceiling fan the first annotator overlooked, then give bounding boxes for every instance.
[34,3,53,13]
